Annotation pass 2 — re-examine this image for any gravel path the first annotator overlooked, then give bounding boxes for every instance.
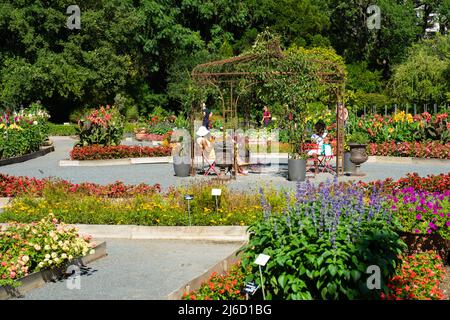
[17,239,241,300]
[0,136,448,192]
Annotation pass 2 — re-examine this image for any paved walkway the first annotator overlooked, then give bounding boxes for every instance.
[0,136,448,192]
[18,239,241,300]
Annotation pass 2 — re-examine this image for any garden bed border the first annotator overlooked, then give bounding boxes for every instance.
[166,242,245,300]
[0,241,107,300]
[0,145,55,167]
[59,156,172,166]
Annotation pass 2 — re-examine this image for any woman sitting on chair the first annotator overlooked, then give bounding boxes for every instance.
[308,120,328,156]
[196,126,216,164]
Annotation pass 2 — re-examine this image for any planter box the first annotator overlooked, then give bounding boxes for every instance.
[399,231,450,265]
[166,242,245,300]
[0,146,54,167]
[0,241,107,300]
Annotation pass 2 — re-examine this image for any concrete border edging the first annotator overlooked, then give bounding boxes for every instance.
[74,225,249,242]
[59,156,172,167]
[166,242,245,300]
[366,156,450,165]
[0,241,107,300]
[0,146,55,167]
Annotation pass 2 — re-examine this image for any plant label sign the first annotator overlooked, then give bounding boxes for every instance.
[211,188,222,196]
[184,195,194,201]
[242,281,259,295]
[254,253,270,266]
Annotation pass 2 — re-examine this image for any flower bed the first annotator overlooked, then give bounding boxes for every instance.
[0,104,49,160]
[348,111,449,144]
[0,174,161,198]
[383,251,446,300]
[0,215,94,288]
[70,145,172,160]
[182,252,447,300]
[367,141,450,159]
[361,172,450,194]
[182,263,247,300]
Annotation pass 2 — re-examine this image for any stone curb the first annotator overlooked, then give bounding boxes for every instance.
[0,146,55,167]
[74,225,249,242]
[367,156,450,165]
[166,243,245,300]
[0,241,107,300]
[59,156,172,167]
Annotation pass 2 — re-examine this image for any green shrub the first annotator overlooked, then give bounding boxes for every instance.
[47,123,77,136]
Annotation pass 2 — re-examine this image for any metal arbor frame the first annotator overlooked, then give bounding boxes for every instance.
[190,40,346,178]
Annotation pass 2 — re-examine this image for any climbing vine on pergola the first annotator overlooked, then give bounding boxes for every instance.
[190,32,347,177]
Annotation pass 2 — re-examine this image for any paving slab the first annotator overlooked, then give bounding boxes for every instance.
[17,239,242,300]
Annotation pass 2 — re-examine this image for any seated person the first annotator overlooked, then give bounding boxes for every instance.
[308,120,328,155]
[196,126,216,163]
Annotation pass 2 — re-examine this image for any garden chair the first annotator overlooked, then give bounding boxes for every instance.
[317,144,336,175]
[302,143,320,177]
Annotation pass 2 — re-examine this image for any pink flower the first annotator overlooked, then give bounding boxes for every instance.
[1,261,7,267]
[446,221,450,227]
[10,271,16,279]
[415,229,420,233]
[416,214,422,220]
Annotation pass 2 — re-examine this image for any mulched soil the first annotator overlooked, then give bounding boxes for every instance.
[440,266,450,300]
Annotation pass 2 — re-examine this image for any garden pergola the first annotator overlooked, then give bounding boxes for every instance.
[190,36,346,179]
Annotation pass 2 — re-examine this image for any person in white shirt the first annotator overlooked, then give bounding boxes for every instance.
[308,120,328,155]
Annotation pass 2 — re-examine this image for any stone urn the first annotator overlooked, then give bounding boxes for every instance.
[348,143,368,176]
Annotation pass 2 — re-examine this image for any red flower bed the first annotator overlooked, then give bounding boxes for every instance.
[360,172,450,194]
[0,174,161,197]
[70,145,172,160]
[368,141,450,159]
[382,251,446,300]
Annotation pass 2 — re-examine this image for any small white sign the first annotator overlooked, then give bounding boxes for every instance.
[254,254,270,266]
[211,188,222,196]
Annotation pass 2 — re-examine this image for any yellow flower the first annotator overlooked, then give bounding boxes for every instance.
[388,128,394,134]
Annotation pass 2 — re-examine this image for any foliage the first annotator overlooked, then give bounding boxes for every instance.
[240,179,406,300]
[0,215,94,287]
[70,145,172,160]
[383,251,446,300]
[76,106,124,147]
[390,35,449,105]
[182,263,247,300]
[47,123,77,136]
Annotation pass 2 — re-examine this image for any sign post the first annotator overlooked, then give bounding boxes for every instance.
[254,253,270,300]
[211,188,222,212]
[184,195,194,226]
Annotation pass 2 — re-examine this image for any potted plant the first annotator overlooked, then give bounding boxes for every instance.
[286,111,307,181]
[347,131,369,176]
[343,141,356,175]
[171,133,191,177]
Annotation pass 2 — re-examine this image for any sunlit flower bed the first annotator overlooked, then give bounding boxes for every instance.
[0,215,94,288]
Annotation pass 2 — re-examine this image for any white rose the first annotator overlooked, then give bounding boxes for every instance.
[45,254,51,259]
[89,249,95,255]
[54,258,59,263]
[51,252,57,259]
[34,244,41,251]
[22,255,29,263]
[68,255,73,260]
[61,253,67,259]
[52,245,58,250]
[44,245,50,251]
[38,262,44,268]
[48,260,52,265]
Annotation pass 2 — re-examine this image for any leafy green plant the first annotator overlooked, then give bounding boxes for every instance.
[240,179,406,300]
[47,123,77,136]
[76,106,124,147]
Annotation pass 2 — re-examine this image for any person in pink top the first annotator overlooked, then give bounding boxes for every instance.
[262,106,271,127]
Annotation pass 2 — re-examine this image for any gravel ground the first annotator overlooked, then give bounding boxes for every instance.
[440,266,450,299]
[0,136,448,192]
[17,239,241,300]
